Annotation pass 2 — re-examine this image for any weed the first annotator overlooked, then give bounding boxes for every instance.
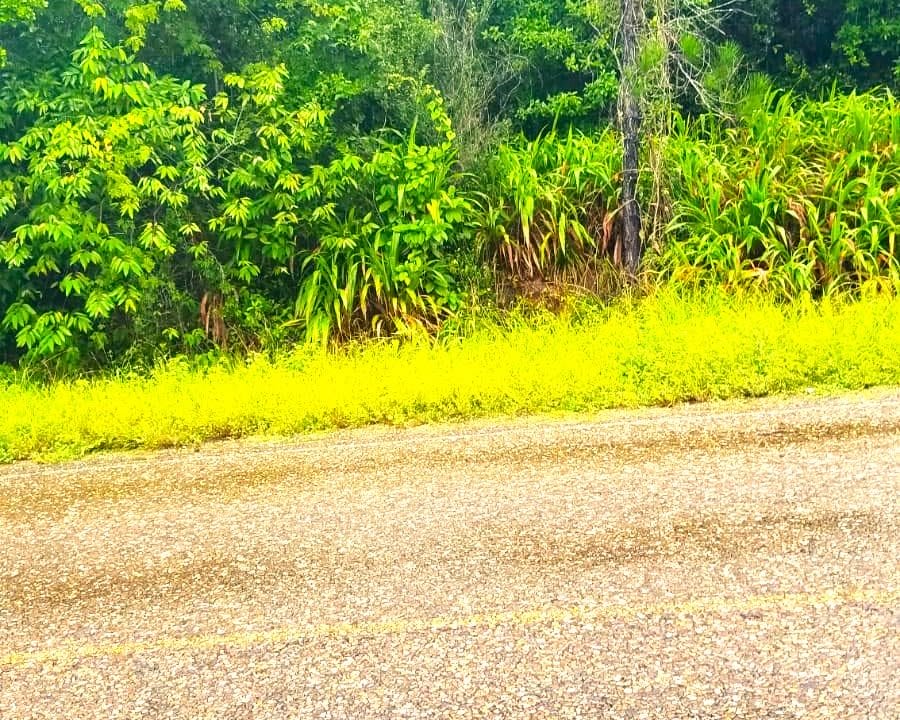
[2,291,899,462]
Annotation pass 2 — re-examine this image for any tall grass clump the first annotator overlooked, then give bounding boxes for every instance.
[476,129,622,286]
[661,90,900,296]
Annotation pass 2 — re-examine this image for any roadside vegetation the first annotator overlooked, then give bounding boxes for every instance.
[3,290,900,462]
[1,1,898,460]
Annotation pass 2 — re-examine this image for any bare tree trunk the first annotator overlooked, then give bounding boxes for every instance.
[619,0,643,276]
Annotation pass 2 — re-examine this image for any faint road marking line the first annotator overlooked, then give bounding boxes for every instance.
[2,587,896,669]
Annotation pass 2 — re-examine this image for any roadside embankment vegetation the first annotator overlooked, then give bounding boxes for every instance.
[0,1,898,460]
[3,290,900,462]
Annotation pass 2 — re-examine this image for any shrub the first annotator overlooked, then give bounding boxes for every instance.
[292,90,476,341]
[661,90,900,296]
[0,25,211,364]
[476,129,620,283]
[0,19,477,360]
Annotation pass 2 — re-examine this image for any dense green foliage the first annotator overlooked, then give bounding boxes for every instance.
[0,0,898,368]
[478,129,620,281]
[725,0,899,90]
[663,90,900,295]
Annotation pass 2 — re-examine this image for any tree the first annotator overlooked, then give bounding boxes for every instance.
[724,0,899,90]
[609,0,745,275]
[618,0,643,275]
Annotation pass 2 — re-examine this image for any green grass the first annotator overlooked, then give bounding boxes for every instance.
[3,290,900,463]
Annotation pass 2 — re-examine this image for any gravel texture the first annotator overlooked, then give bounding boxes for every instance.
[1,390,899,718]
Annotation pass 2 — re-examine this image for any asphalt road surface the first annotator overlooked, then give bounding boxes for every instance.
[1,391,899,719]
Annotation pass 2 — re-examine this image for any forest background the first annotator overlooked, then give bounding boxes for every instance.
[1,0,897,369]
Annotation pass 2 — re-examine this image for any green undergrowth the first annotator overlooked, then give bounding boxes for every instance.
[3,290,900,463]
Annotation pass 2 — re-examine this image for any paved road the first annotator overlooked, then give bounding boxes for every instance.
[1,391,899,719]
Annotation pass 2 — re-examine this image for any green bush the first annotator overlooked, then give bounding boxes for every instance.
[0,25,211,364]
[0,12,478,361]
[295,91,476,341]
[3,1,900,371]
[476,129,620,282]
[661,90,900,296]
